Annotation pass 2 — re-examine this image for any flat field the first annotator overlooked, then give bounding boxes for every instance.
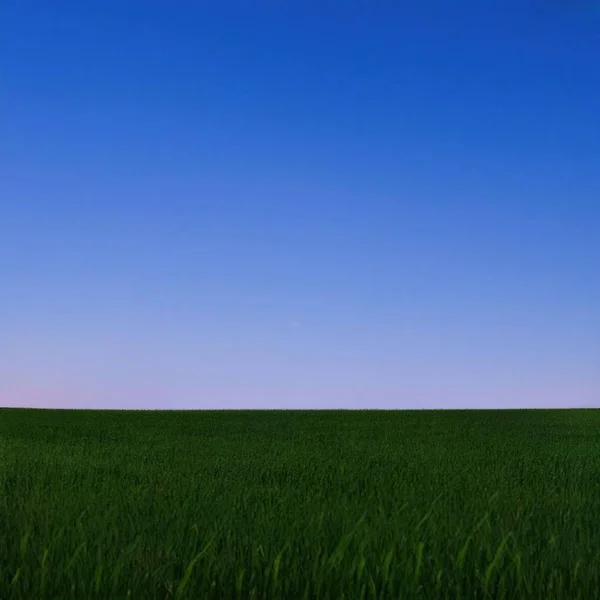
[2,408,600,599]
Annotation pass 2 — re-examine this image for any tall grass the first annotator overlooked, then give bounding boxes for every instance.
[1,408,600,598]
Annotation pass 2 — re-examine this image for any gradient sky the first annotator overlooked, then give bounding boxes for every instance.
[2,1,599,409]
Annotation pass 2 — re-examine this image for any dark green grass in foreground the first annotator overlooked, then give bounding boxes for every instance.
[2,408,600,599]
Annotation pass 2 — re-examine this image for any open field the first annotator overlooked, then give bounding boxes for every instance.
[2,408,600,599]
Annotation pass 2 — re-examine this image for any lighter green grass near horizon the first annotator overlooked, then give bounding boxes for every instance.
[2,408,600,599]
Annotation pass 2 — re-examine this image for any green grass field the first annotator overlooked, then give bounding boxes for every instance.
[2,408,600,599]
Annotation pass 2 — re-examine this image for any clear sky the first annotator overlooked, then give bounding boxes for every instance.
[2,1,598,409]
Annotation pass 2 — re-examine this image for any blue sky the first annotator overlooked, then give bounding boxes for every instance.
[2,1,599,409]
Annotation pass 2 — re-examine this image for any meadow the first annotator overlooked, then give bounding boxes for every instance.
[2,408,600,599]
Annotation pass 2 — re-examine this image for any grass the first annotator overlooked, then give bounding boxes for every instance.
[1,408,600,599]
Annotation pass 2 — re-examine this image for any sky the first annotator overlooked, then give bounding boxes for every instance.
[2,1,599,409]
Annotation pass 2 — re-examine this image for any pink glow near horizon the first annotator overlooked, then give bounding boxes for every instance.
[3,382,597,410]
